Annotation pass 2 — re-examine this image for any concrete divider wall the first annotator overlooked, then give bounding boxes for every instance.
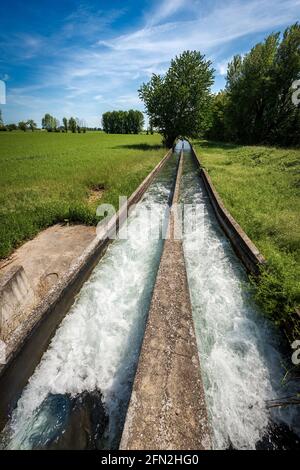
[0,148,173,431]
[120,151,212,450]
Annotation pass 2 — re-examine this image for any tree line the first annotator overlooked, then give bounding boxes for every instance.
[207,23,300,147]
[0,111,38,132]
[102,110,144,134]
[42,114,87,133]
[0,111,88,133]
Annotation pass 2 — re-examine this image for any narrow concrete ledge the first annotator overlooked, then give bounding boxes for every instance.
[120,152,212,450]
[0,149,172,431]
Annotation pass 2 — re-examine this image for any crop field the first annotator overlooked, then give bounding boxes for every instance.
[193,140,300,329]
[0,131,165,259]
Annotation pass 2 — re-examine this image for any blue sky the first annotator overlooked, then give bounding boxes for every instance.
[1,0,300,127]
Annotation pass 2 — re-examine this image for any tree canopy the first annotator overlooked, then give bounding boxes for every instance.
[208,23,300,146]
[41,113,59,132]
[138,50,214,147]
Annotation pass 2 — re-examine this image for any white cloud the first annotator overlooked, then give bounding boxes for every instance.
[147,0,187,26]
[4,0,300,126]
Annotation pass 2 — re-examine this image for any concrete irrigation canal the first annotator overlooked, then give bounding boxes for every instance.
[0,142,299,450]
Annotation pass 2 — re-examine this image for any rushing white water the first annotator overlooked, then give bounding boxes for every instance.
[1,154,179,450]
[180,147,300,449]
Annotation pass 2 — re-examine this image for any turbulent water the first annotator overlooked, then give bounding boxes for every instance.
[180,145,300,449]
[1,153,179,450]
[1,141,299,451]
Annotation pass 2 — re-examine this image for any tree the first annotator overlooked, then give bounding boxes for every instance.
[42,113,57,132]
[138,50,214,147]
[26,119,37,131]
[207,91,229,141]
[7,123,17,131]
[69,117,77,133]
[208,23,300,147]
[18,121,27,131]
[63,117,68,132]
[102,109,145,134]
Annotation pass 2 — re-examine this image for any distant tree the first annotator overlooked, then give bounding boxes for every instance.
[69,117,77,133]
[139,50,214,147]
[26,119,37,131]
[102,109,144,134]
[7,123,17,131]
[42,113,57,132]
[63,117,68,132]
[75,118,81,133]
[18,121,27,131]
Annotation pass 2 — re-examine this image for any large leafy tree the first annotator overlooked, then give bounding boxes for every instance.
[138,50,214,147]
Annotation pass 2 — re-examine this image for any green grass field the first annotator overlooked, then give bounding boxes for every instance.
[193,140,300,332]
[0,131,165,259]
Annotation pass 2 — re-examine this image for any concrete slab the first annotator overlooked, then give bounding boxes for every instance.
[0,224,96,348]
[0,224,96,296]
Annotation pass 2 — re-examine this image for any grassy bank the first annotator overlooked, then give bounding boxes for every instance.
[0,131,165,259]
[193,140,300,336]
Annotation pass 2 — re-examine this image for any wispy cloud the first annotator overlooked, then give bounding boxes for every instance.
[2,0,300,126]
[146,0,187,26]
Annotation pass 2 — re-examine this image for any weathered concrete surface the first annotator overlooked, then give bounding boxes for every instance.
[0,224,95,351]
[0,224,96,297]
[0,266,35,342]
[120,152,211,450]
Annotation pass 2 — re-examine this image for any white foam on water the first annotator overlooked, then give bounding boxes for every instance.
[2,157,178,449]
[181,152,300,450]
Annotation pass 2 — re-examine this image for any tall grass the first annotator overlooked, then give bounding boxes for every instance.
[0,131,165,258]
[194,140,300,336]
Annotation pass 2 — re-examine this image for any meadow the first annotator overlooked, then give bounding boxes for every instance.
[0,131,165,259]
[194,140,300,333]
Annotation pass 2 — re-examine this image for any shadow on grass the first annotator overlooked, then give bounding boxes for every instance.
[112,143,163,151]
